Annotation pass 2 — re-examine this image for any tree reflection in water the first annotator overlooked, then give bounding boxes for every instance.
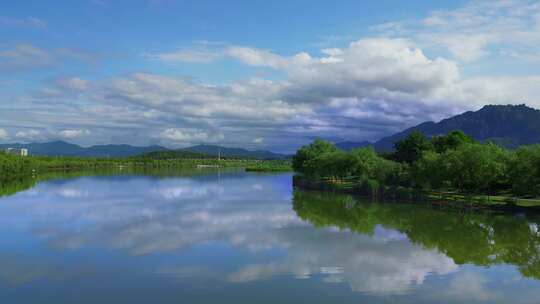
[293,190,540,280]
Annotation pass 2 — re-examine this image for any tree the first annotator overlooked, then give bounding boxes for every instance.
[292,139,338,176]
[349,147,381,180]
[443,143,509,194]
[413,151,446,190]
[305,150,357,180]
[508,145,540,196]
[432,130,476,153]
[393,130,433,164]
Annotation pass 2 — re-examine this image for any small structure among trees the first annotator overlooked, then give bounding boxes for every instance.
[4,148,28,157]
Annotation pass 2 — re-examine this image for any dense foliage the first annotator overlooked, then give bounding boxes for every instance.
[293,130,540,197]
[245,160,291,172]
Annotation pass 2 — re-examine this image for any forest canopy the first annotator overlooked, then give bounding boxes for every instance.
[293,130,540,197]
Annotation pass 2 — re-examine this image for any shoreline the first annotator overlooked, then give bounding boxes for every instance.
[292,175,540,213]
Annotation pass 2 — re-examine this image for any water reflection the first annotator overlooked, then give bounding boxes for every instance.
[0,172,539,303]
[293,191,540,280]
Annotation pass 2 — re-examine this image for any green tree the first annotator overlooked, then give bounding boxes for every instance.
[444,143,509,194]
[349,147,381,180]
[292,139,338,176]
[432,130,476,153]
[508,145,540,196]
[413,150,446,190]
[304,150,357,180]
[393,130,433,164]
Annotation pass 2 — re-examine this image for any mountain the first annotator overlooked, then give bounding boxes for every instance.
[335,141,372,151]
[137,149,212,160]
[0,141,288,159]
[0,141,168,157]
[337,104,540,151]
[182,145,289,160]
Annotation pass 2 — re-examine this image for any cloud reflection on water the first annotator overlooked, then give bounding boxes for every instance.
[0,172,533,302]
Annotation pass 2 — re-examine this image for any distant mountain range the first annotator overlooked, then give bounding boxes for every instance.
[0,141,168,158]
[182,145,289,160]
[0,141,289,159]
[337,104,540,151]
[140,145,289,160]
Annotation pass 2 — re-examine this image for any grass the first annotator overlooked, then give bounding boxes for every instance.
[244,160,292,172]
[425,191,540,207]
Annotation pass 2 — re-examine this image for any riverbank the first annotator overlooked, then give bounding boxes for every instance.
[0,151,291,178]
[292,175,540,211]
[0,152,292,197]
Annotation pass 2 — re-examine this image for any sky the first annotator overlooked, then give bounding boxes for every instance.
[1,0,540,153]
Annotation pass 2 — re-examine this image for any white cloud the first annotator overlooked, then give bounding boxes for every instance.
[225,46,294,69]
[252,137,264,144]
[0,44,53,70]
[0,45,95,72]
[439,272,497,302]
[0,128,9,140]
[374,0,540,63]
[56,77,90,91]
[24,35,540,150]
[15,129,40,140]
[10,1,540,150]
[58,129,90,139]
[100,73,306,122]
[160,128,224,144]
[0,17,46,29]
[148,48,222,63]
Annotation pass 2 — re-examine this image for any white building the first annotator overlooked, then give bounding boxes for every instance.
[5,148,28,156]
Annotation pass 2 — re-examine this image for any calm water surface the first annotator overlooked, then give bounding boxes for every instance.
[0,171,539,303]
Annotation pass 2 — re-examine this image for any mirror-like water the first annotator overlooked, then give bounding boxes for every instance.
[0,171,539,303]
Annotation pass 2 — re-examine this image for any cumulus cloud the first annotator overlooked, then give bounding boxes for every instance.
[0,128,9,140]
[15,129,41,140]
[98,72,307,123]
[281,38,460,107]
[10,1,540,150]
[23,35,540,150]
[160,128,224,144]
[58,129,90,139]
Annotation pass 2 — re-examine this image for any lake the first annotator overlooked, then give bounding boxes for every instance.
[0,170,539,303]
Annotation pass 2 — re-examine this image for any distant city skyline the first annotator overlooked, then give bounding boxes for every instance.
[1,0,540,153]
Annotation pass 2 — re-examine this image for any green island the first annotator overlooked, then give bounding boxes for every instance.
[292,130,540,209]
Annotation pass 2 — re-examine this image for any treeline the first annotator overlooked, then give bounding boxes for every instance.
[293,130,540,197]
[0,152,120,177]
[0,151,291,179]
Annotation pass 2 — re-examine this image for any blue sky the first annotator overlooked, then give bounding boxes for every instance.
[1,0,539,152]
